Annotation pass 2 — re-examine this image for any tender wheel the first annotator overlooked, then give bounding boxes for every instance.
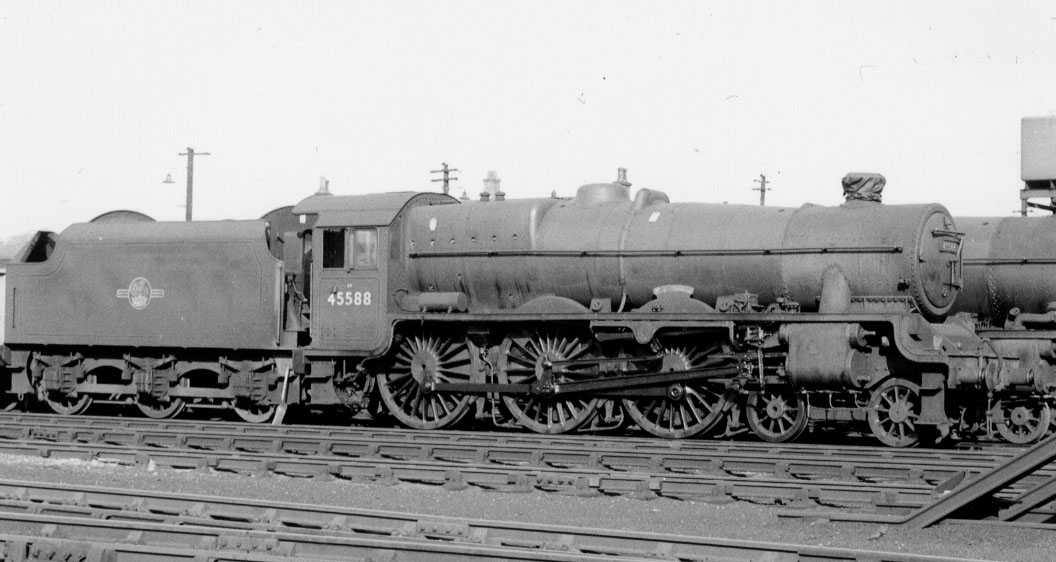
[136,396,186,419]
[375,333,474,430]
[745,388,808,443]
[44,393,92,416]
[867,378,921,447]
[992,399,1051,444]
[622,346,729,438]
[498,332,599,434]
[234,402,276,423]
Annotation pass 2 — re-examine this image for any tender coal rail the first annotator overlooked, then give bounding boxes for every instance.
[0,479,984,562]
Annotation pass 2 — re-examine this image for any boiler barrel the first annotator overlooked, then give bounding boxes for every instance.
[405,183,962,319]
[956,216,1056,320]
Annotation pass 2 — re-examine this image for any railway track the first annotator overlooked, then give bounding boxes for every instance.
[0,412,1028,513]
[0,411,1023,485]
[0,478,986,561]
[0,415,1044,556]
[0,436,936,512]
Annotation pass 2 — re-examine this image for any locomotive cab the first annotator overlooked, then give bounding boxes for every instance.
[291,191,458,355]
[312,224,384,350]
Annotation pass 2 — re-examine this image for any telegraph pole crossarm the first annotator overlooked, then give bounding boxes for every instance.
[177,147,211,221]
[430,162,460,195]
[752,174,773,206]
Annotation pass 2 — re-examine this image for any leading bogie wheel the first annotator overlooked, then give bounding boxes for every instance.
[992,398,1051,444]
[867,378,921,448]
[498,331,599,434]
[622,345,729,439]
[375,333,474,430]
[745,388,808,443]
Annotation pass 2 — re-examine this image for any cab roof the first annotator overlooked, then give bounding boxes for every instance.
[292,191,458,227]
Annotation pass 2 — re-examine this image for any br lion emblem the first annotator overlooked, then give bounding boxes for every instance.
[116,277,165,310]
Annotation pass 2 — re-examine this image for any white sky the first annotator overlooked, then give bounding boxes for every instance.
[2,1,1056,238]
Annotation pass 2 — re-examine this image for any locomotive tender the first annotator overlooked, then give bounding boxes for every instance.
[6,165,1053,448]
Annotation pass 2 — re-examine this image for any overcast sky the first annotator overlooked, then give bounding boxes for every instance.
[2,1,1055,238]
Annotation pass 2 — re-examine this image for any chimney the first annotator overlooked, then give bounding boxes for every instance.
[483,170,504,201]
[316,176,331,196]
[842,172,884,203]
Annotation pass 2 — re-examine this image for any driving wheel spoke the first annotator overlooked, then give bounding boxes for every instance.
[622,345,729,439]
[498,331,599,434]
[375,332,474,430]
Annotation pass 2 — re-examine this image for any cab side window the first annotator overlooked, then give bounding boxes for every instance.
[322,228,346,268]
[353,229,378,269]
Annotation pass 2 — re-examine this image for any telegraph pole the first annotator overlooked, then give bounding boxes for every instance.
[752,174,772,206]
[430,162,459,195]
[178,147,210,221]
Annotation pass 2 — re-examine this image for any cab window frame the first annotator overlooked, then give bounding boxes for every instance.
[352,228,379,270]
[321,228,347,269]
[320,227,378,270]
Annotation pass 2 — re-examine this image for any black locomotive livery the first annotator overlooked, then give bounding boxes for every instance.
[3,118,1056,448]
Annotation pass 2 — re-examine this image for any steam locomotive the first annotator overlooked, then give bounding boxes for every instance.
[3,118,1056,448]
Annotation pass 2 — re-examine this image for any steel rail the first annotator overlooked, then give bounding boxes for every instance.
[0,535,313,562]
[0,479,986,562]
[7,423,1001,488]
[0,512,646,561]
[0,411,1020,459]
[0,418,1013,498]
[0,411,1024,488]
[780,508,1056,532]
[0,413,1039,545]
[779,432,1056,530]
[0,437,936,511]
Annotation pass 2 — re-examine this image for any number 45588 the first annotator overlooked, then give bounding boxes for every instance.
[328,291,372,306]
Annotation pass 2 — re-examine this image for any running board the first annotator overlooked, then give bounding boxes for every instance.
[903,432,1056,528]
